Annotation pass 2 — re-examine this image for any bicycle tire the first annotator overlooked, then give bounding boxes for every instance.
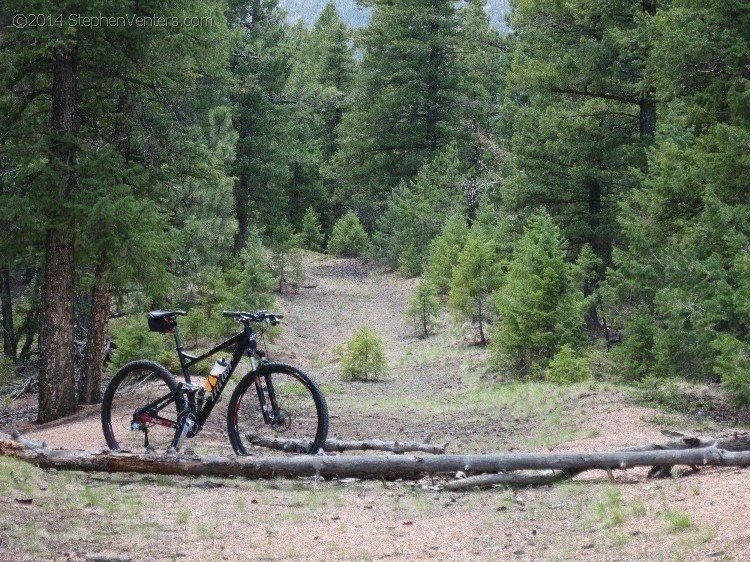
[101,360,182,452]
[227,362,329,455]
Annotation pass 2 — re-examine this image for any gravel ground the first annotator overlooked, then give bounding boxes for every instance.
[2,254,749,561]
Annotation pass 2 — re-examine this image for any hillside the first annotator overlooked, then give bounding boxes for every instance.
[279,0,510,30]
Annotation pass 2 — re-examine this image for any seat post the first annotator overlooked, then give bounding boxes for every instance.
[172,322,191,379]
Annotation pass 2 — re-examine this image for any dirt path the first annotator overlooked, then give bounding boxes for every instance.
[2,254,749,561]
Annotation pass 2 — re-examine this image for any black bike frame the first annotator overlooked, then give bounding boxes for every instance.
[171,322,257,428]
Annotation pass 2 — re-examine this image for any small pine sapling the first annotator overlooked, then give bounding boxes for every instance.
[339,327,389,381]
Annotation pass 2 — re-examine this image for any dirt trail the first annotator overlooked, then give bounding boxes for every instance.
[2,254,750,562]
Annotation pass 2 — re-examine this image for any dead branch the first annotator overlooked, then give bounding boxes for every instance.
[1,431,749,483]
[246,435,447,455]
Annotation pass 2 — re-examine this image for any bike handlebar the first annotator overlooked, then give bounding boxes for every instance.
[222,310,284,325]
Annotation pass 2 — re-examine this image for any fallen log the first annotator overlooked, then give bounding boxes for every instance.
[246,435,447,455]
[1,431,749,482]
[444,470,571,491]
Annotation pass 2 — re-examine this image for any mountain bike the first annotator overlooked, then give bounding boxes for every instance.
[100,309,329,455]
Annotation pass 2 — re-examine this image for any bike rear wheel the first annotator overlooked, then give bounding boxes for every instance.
[227,362,328,455]
[101,360,182,452]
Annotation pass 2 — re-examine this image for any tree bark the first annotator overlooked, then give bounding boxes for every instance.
[2,432,749,482]
[80,254,111,404]
[0,267,14,358]
[232,175,249,254]
[247,436,447,455]
[38,42,79,423]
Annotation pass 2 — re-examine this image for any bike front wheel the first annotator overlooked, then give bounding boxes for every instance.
[227,362,328,455]
[101,360,182,452]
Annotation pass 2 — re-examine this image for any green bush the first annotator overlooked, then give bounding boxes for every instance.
[339,327,389,381]
[109,316,178,372]
[328,212,371,257]
[545,345,590,385]
[712,334,750,409]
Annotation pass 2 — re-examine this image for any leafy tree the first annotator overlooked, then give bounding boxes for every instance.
[406,282,441,338]
[299,207,325,252]
[448,228,502,345]
[327,212,371,258]
[339,327,389,382]
[492,213,589,376]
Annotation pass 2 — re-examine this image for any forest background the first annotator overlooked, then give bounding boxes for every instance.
[0,0,748,423]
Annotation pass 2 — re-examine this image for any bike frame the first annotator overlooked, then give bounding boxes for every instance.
[171,322,257,429]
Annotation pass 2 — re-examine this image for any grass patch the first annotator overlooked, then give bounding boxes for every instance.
[664,509,693,533]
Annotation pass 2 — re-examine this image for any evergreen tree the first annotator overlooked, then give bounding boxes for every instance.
[269,219,304,293]
[373,144,465,276]
[299,206,325,252]
[340,326,389,382]
[502,0,658,275]
[332,0,462,225]
[406,281,441,338]
[425,213,470,296]
[0,0,233,418]
[448,228,502,345]
[328,212,371,257]
[607,0,750,398]
[491,213,589,377]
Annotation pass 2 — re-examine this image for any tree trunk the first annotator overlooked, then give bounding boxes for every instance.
[80,254,111,404]
[232,176,249,254]
[639,0,657,140]
[246,436,447,455]
[0,267,14,358]
[2,432,749,482]
[38,42,79,423]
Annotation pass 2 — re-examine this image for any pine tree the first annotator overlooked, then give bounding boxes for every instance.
[406,282,441,338]
[607,0,750,398]
[340,327,389,382]
[299,207,325,252]
[448,228,502,345]
[491,213,589,377]
[425,213,470,296]
[269,219,304,294]
[502,0,659,273]
[332,0,462,226]
[0,0,234,418]
[373,144,465,276]
[327,212,371,258]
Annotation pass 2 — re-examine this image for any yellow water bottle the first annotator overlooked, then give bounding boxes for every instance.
[206,358,227,391]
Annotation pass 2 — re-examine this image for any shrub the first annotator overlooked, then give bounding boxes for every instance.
[545,345,590,384]
[328,212,371,257]
[339,327,389,381]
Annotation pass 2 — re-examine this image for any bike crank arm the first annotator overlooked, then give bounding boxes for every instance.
[168,414,196,453]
